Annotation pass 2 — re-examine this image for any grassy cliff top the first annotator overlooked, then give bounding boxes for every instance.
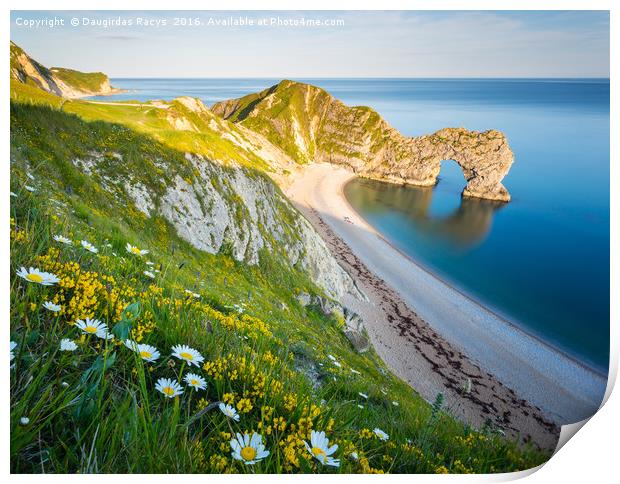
[49,67,110,92]
[211,79,395,164]
[10,79,280,172]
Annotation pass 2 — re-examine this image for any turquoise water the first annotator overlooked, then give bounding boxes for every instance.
[92,78,610,372]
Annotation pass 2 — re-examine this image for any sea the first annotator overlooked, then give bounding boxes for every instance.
[89,78,610,373]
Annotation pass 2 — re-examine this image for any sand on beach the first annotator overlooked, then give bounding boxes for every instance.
[283,163,608,450]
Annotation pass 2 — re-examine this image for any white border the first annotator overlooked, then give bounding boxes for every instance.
[3,1,617,482]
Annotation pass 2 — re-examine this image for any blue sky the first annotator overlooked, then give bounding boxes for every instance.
[10,10,610,77]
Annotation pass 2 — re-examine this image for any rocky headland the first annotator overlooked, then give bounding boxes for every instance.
[212,80,514,202]
[10,41,123,98]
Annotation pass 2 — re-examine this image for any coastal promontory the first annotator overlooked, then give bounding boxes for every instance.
[212,80,514,202]
[10,41,121,98]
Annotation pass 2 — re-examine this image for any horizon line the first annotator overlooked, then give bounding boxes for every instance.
[106,76,611,80]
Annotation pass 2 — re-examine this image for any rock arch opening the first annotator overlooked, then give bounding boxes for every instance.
[428,128,514,202]
[358,127,514,202]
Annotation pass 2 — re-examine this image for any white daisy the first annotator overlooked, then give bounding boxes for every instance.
[126,243,149,257]
[53,235,73,245]
[184,372,207,390]
[327,354,337,361]
[171,344,204,367]
[359,392,368,399]
[80,240,98,253]
[230,432,269,465]
[123,339,139,351]
[60,338,78,351]
[75,318,112,340]
[25,185,36,192]
[392,401,399,406]
[20,417,30,425]
[184,289,201,299]
[26,172,35,180]
[304,430,340,467]
[16,267,60,286]
[143,270,155,279]
[373,428,389,441]
[155,377,183,398]
[10,191,17,197]
[333,361,342,368]
[43,301,62,312]
[219,403,240,422]
[136,344,161,362]
[10,341,17,361]
[351,369,361,375]
[145,261,154,266]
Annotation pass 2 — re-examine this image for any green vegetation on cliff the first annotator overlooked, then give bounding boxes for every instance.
[10,80,278,173]
[211,79,397,165]
[49,67,110,94]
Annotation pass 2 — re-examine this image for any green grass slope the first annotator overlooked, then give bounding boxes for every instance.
[10,89,549,473]
[10,80,286,174]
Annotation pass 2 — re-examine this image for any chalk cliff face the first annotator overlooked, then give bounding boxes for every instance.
[62,100,360,302]
[212,80,514,202]
[10,41,120,98]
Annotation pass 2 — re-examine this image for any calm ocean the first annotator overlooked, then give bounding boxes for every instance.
[91,78,610,372]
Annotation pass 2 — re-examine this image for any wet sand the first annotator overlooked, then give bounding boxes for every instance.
[283,163,608,450]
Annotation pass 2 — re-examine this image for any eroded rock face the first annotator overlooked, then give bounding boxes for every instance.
[212,80,514,202]
[160,154,364,301]
[359,128,514,202]
[72,149,362,302]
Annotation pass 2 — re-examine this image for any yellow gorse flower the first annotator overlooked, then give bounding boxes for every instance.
[10,229,29,244]
[34,248,135,323]
[283,393,297,412]
[236,398,253,414]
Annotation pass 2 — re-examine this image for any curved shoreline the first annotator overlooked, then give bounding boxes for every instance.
[283,163,607,443]
[340,178,608,380]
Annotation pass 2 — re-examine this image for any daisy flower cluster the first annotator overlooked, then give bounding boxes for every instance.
[148,345,210,396]
[11,231,401,474]
[12,237,153,360]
